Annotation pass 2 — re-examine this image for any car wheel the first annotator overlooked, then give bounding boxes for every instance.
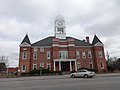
[71,74,75,78]
[84,74,88,78]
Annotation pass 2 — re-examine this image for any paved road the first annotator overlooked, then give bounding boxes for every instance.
[0,76,120,90]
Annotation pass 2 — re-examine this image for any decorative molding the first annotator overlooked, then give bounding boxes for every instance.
[20,42,31,47]
[94,42,104,46]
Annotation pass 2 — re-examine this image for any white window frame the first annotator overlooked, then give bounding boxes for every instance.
[89,61,93,69]
[88,50,92,58]
[40,47,44,52]
[40,62,44,68]
[82,50,86,58]
[47,63,51,70]
[100,62,104,69]
[23,48,27,50]
[33,63,37,70]
[33,52,37,60]
[22,65,26,72]
[34,47,37,52]
[47,51,51,59]
[59,51,68,59]
[77,62,81,70]
[98,51,103,58]
[22,52,27,60]
[76,51,80,59]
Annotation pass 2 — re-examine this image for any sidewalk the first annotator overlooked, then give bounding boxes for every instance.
[0,73,120,82]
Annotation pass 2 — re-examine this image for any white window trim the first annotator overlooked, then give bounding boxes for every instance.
[47,63,51,70]
[33,63,37,70]
[33,52,37,60]
[22,65,26,72]
[40,62,44,68]
[100,63,104,69]
[34,47,37,52]
[98,51,103,58]
[88,50,92,58]
[22,52,27,60]
[77,62,81,70]
[59,51,68,59]
[40,47,44,52]
[76,51,80,59]
[82,50,86,58]
[47,51,51,59]
[89,61,93,69]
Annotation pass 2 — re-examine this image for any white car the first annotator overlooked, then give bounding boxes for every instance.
[71,69,95,78]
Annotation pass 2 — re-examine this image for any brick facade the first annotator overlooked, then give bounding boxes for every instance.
[18,15,107,74]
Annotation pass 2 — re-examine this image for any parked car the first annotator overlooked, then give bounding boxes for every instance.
[71,69,95,78]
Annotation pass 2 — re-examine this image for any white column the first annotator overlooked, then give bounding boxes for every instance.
[59,61,61,71]
[54,61,56,71]
[75,60,77,71]
[70,61,72,71]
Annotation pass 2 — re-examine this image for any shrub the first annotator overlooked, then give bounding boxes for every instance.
[21,69,62,76]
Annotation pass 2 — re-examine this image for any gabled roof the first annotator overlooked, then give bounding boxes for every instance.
[32,36,92,47]
[21,34,31,45]
[92,35,103,45]
[32,36,54,46]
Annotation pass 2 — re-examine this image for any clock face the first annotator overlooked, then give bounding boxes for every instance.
[58,21,63,26]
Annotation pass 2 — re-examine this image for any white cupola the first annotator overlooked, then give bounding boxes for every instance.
[54,15,66,39]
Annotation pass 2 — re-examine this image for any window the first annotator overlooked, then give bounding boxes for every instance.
[77,62,81,70]
[57,28,63,33]
[47,63,51,70]
[23,48,27,50]
[33,63,37,70]
[47,51,51,59]
[98,51,103,58]
[82,51,86,58]
[33,52,37,60]
[88,50,92,58]
[59,51,68,59]
[22,52,27,59]
[34,47,37,52]
[101,63,104,69]
[89,61,93,68]
[76,51,80,59]
[22,65,26,72]
[40,62,44,68]
[40,47,44,52]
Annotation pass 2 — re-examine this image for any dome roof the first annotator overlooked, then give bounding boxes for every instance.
[55,15,65,22]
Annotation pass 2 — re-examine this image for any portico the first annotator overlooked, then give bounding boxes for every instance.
[53,59,77,72]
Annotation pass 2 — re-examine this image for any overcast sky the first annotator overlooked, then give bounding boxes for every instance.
[0,0,120,67]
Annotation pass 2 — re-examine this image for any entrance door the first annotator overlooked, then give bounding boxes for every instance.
[61,62,70,71]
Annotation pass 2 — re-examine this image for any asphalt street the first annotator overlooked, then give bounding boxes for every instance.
[0,75,120,90]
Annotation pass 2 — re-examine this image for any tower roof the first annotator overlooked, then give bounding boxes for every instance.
[21,34,31,44]
[92,35,103,45]
[55,14,65,23]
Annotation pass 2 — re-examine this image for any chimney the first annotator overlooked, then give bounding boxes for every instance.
[86,36,89,43]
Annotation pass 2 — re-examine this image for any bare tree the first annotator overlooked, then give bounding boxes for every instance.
[0,56,9,75]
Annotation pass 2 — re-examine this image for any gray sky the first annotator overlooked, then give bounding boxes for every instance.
[0,0,120,67]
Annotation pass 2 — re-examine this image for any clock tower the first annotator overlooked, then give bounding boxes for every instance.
[54,15,66,39]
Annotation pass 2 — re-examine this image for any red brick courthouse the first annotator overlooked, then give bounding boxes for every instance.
[18,15,107,74]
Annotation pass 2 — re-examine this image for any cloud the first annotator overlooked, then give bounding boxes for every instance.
[0,0,120,67]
